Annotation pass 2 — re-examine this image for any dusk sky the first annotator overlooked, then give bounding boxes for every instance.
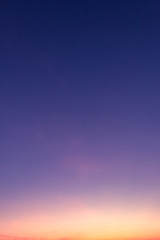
[1,0,160,239]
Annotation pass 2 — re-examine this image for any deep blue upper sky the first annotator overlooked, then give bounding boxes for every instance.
[1,0,160,113]
[1,0,160,205]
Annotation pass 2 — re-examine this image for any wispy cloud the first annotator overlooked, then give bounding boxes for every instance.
[1,235,160,240]
[64,154,102,176]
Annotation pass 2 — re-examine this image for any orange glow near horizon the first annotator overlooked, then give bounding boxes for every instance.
[1,200,160,240]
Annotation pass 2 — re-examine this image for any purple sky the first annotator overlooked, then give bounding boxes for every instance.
[0,0,160,239]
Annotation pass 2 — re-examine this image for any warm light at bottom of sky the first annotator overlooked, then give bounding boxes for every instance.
[1,1,160,240]
[1,197,160,240]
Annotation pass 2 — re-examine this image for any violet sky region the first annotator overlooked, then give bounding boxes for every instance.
[1,0,160,239]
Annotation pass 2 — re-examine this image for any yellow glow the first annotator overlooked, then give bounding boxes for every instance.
[0,203,160,240]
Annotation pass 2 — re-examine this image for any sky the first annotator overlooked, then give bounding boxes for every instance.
[0,0,160,239]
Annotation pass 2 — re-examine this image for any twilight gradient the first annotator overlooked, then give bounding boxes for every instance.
[1,0,160,239]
